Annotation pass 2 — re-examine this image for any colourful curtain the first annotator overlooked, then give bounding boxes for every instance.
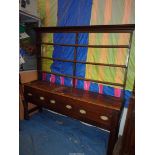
[86,0,135,91]
[37,0,57,72]
[37,0,135,107]
[51,0,92,87]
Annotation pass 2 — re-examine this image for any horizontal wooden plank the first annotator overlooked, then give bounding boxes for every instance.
[28,106,39,114]
[41,57,127,68]
[41,42,130,48]
[34,24,135,33]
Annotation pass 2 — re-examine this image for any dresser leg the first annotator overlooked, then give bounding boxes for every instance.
[107,110,120,155]
[107,129,118,155]
[23,101,30,120]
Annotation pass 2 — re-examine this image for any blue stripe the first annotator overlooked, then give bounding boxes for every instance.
[51,0,92,86]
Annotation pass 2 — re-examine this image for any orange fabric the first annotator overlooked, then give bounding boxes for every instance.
[115,0,132,83]
[99,0,112,80]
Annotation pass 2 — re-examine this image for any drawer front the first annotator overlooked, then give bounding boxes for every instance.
[24,86,56,107]
[24,86,115,130]
[55,95,113,129]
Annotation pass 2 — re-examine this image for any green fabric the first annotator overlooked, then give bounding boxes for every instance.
[37,0,135,91]
[86,0,135,91]
[37,0,57,71]
[20,24,25,33]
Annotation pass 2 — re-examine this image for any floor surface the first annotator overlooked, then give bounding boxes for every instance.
[19,110,109,155]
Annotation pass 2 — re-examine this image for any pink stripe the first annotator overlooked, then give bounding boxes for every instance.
[84,81,91,91]
[99,84,103,94]
[60,76,65,85]
[42,73,46,81]
[75,79,78,88]
[50,74,56,83]
[114,88,121,97]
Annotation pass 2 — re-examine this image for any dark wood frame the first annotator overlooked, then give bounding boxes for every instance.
[35,24,134,98]
[120,95,135,155]
[23,24,135,155]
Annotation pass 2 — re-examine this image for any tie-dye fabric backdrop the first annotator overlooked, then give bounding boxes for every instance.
[37,0,135,107]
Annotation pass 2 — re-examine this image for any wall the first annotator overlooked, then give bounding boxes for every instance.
[19,70,38,120]
[19,0,39,17]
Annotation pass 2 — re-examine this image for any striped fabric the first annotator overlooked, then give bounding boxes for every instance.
[37,0,57,72]
[86,0,135,91]
[37,0,135,107]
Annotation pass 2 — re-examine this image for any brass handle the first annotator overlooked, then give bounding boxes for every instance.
[50,100,56,104]
[100,115,108,121]
[79,109,86,114]
[40,96,45,100]
[27,93,32,96]
[66,105,72,109]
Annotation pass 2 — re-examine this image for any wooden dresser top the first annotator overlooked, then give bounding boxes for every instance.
[24,80,123,111]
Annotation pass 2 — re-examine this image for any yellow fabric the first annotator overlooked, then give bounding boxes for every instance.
[37,0,57,72]
[37,0,135,91]
[86,0,135,91]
